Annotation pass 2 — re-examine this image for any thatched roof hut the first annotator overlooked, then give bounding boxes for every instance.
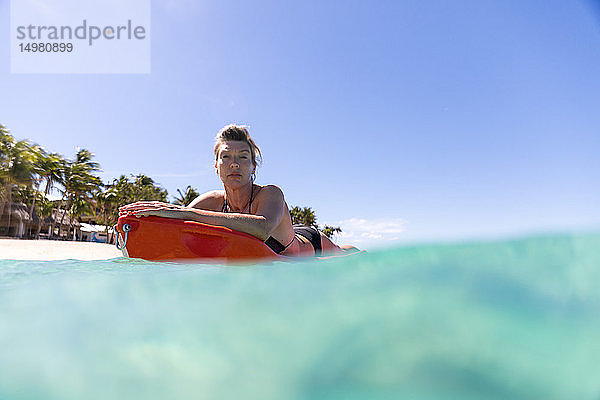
[0,203,40,237]
[0,203,79,238]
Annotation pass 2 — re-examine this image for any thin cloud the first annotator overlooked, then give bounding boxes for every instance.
[329,217,408,248]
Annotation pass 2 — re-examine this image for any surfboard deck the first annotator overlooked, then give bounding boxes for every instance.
[116,215,364,263]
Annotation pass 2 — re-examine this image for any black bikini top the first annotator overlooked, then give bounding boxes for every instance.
[221,183,254,213]
[221,185,293,254]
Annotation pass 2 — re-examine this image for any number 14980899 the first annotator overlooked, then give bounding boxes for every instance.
[19,43,73,52]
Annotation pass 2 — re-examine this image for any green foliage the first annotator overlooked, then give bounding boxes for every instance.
[0,125,40,234]
[62,148,102,201]
[114,174,168,204]
[12,185,36,205]
[174,185,200,206]
[38,152,66,194]
[1,123,345,242]
[321,225,342,238]
[290,205,342,238]
[37,196,54,218]
[0,123,173,238]
[0,124,11,179]
[290,206,317,227]
[51,148,103,237]
[0,129,38,188]
[98,174,168,226]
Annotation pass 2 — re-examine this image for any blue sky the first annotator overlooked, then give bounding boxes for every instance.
[1,0,599,249]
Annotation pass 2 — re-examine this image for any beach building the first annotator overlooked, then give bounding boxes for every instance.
[40,208,81,240]
[79,223,114,243]
[0,203,39,238]
[0,201,81,240]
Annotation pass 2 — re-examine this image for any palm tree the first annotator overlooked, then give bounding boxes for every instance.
[321,225,342,238]
[68,196,94,240]
[24,144,44,237]
[0,124,10,221]
[39,151,66,196]
[0,125,37,236]
[35,151,66,238]
[174,185,199,206]
[101,173,168,222]
[290,205,342,238]
[289,206,318,228]
[130,174,168,203]
[94,188,118,243]
[57,149,102,238]
[36,196,54,236]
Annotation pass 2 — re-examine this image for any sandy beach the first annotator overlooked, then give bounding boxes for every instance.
[0,239,122,260]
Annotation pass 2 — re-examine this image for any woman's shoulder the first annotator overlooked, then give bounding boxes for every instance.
[255,184,284,199]
[188,190,225,210]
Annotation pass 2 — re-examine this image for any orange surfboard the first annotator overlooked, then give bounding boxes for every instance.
[116,215,282,262]
[115,214,363,263]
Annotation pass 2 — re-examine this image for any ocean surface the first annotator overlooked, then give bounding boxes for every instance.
[1,233,599,400]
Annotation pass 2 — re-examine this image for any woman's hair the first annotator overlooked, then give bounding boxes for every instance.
[214,124,263,167]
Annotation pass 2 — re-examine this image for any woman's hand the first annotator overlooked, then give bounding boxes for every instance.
[119,201,185,216]
[131,208,189,219]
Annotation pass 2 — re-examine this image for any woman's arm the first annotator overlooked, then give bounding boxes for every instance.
[119,201,184,216]
[133,207,271,240]
[119,186,285,241]
[187,190,223,210]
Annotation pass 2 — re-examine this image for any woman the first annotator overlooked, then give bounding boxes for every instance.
[119,124,349,257]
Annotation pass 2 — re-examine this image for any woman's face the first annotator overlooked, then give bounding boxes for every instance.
[215,140,255,188]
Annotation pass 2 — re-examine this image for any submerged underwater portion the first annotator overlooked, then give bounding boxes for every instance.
[0,233,599,399]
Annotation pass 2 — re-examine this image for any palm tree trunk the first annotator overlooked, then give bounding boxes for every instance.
[68,210,75,241]
[26,181,40,238]
[35,206,44,239]
[35,217,43,239]
[6,185,13,237]
[58,196,74,239]
[0,182,11,234]
[36,177,52,238]
[55,195,67,239]
[27,195,36,238]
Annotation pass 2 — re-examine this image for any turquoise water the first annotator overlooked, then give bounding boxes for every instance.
[1,233,599,400]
